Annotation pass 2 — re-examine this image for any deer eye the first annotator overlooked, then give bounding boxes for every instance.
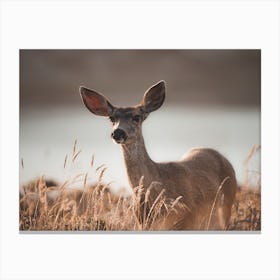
[132,115,141,123]
[109,116,116,123]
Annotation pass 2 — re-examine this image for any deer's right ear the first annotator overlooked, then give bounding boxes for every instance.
[80,86,114,116]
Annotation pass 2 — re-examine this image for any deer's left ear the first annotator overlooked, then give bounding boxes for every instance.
[80,86,114,116]
[141,80,166,113]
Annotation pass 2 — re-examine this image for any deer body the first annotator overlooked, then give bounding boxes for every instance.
[80,81,237,230]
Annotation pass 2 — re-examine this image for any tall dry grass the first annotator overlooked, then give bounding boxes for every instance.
[19,177,187,231]
[19,142,261,231]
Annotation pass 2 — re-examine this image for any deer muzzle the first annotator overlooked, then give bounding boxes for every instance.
[111,128,127,144]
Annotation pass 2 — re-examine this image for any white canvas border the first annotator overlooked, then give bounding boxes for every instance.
[0,1,279,280]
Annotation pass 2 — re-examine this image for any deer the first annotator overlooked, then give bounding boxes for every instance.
[80,80,237,230]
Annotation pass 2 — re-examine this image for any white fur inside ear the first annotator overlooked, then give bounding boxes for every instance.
[220,193,225,206]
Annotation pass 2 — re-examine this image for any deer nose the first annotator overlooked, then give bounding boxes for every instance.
[111,128,127,143]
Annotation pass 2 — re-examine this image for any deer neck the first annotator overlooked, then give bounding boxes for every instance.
[121,133,156,189]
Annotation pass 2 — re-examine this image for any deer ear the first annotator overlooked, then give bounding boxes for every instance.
[80,86,114,116]
[141,80,166,113]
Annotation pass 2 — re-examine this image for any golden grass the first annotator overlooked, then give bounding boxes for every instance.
[19,177,186,231]
[228,187,261,230]
[19,142,261,231]
[19,178,261,231]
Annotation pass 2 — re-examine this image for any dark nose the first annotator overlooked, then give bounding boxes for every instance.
[111,128,127,142]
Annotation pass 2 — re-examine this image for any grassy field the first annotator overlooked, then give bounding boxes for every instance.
[19,176,261,231]
[20,142,261,231]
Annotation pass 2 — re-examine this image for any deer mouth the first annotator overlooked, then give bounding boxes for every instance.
[113,138,127,144]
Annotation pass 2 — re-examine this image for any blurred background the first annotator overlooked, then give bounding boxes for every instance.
[20,50,261,191]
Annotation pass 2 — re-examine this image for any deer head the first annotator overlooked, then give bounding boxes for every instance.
[80,81,166,145]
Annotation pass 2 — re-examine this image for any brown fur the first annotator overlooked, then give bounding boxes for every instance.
[80,81,237,230]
